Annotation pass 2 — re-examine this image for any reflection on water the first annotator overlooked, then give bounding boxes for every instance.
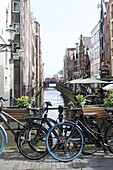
[44,87,64,105]
[44,87,64,120]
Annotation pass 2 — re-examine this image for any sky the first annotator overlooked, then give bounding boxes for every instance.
[31,0,102,78]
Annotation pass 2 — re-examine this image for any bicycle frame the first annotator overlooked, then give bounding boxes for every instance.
[0,110,25,137]
[77,120,103,145]
[30,106,68,142]
[69,110,105,148]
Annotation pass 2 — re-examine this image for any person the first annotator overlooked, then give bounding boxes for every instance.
[99,87,104,98]
[94,87,98,95]
[89,87,92,95]
[87,87,92,95]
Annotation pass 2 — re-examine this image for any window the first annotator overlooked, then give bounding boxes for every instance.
[13,2,20,12]
[12,23,20,33]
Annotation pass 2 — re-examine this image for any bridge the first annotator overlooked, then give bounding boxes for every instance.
[43,78,58,88]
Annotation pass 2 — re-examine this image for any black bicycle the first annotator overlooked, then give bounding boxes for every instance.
[0,97,66,160]
[46,107,113,162]
[17,101,68,160]
[74,107,113,155]
[0,97,53,160]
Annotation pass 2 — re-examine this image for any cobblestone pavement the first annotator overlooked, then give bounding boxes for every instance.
[0,150,113,170]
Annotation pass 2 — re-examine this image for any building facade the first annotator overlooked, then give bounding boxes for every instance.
[110,0,113,75]
[0,0,43,107]
[79,35,91,79]
[12,0,43,106]
[64,48,76,83]
[90,23,100,78]
[0,0,12,106]
[104,1,111,77]
[0,34,11,106]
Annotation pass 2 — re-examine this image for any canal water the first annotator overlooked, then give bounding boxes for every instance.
[44,87,66,120]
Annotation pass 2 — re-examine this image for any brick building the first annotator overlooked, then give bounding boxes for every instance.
[0,0,44,106]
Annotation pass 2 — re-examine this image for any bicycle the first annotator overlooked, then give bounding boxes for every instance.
[59,107,100,155]
[0,97,55,160]
[77,107,113,155]
[17,101,68,160]
[0,97,26,155]
[67,103,113,155]
[46,107,113,162]
[100,107,113,153]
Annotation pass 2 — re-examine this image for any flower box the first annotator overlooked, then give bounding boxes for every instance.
[2,108,30,122]
[68,107,108,120]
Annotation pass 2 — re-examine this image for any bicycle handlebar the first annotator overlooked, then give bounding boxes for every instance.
[28,100,69,116]
[0,97,8,111]
[0,97,8,102]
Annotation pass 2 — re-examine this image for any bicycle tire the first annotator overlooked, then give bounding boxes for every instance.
[82,120,100,155]
[105,123,113,153]
[17,123,51,160]
[0,127,7,155]
[46,121,84,162]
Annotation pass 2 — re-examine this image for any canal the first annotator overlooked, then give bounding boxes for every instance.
[44,86,68,120]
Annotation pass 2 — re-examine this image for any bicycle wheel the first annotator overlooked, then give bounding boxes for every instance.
[46,121,84,162]
[17,123,51,160]
[105,123,113,153]
[0,127,7,154]
[82,120,100,155]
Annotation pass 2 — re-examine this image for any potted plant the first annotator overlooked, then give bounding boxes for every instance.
[104,91,113,107]
[68,94,85,118]
[16,96,32,109]
[68,94,85,108]
[68,94,107,121]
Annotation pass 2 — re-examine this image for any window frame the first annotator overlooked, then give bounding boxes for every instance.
[13,1,20,13]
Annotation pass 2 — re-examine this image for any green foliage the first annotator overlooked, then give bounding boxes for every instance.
[104,91,113,107]
[76,94,85,103]
[16,96,32,108]
[68,94,85,108]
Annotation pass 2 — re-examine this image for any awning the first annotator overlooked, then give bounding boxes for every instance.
[69,79,84,84]
[69,78,109,84]
[81,78,109,84]
[103,84,113,91]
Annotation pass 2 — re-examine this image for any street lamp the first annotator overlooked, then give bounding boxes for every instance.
[0,25,16,50]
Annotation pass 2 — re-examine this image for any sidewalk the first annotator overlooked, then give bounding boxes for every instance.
[0,150,113,170]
